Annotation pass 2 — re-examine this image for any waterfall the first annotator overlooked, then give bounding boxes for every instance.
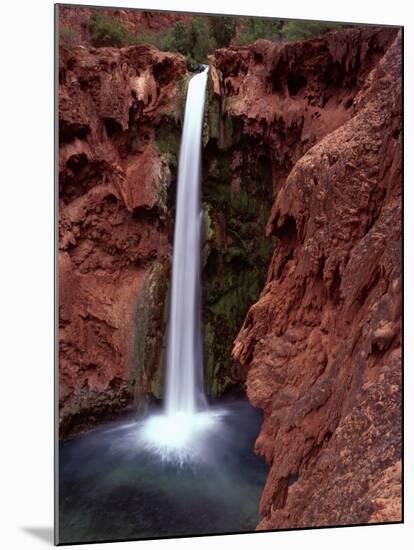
[165,65,209,416]
[140,66,224,463]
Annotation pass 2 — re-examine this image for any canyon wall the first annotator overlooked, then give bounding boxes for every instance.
[58,22,402,529]
[58,44,188,435]
[210,27,402,527]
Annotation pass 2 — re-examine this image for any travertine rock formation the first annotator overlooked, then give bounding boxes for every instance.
[58,44,187,435]
[218,28,403,527]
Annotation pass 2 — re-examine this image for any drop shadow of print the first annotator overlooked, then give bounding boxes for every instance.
[21,527,54,545]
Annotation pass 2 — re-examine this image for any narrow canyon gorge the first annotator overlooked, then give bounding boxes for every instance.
[58,23,402,530]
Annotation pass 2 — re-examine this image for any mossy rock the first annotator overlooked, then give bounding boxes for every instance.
[202,203,214,268]
[202,231,272,397]
[131,257,171,407]
[201,143,274,397]
[157,73,192,124]
[203,70,221,147]
[155,124,181,165]
[202,69,242,151]
[152,155,173,218]
[173,74,192,124]
[154,124,182,218]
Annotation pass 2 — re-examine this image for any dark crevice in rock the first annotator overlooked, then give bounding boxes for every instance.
[104,117,123,137]
[288,472,300,486]
[330,264,342,304]
[153,58,175,86]
[59,121,90,144]
[356,266,381,307]
[288,74,308,96]
[278,215,298,247]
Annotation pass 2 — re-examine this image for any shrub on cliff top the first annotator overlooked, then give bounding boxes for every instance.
[236,17,345,45]
[87,12,130,47]
[152,18,216,68]
[170,21,193,55]
[281,20,344,41]
[237,18,283,45]
[190,18,214,64]
[210,16,237,48]
[172,19,214,63]
[86,12,345,55]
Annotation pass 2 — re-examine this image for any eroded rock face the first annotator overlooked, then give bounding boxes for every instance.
[214,28,402,527]
[201,26,400,403]
[58,44,187,436]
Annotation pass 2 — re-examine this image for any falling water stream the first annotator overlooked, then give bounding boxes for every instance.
[59,66,268,544]
[165,66,208,416]
[141,66,225,463]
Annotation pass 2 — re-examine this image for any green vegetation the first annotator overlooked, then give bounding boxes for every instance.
[132,259,170,404]
[191,18,213,65]
[202,148,274,397]
[158,21,191,55]
[203,69,222,147]
[59,26,81,49]
[85,13,223,66]
[153,16,237,64]
[155,125,181,169]
[237,18,283,45]
[151,18,216,68]
[64,11,346,62]
[210,16,237,49]
[281,20,344,41]
[87,12,131,47]
[159,15,342,61]
[237,17,344,44]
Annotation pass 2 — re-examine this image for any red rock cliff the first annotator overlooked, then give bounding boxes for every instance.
[58,44,187,435]
[212,27,402,527]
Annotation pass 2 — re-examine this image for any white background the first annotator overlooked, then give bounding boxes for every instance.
[0,0,411,548]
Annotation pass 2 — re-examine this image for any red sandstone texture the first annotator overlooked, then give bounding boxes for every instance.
[58,43,187,435]
[215,28,402,528]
